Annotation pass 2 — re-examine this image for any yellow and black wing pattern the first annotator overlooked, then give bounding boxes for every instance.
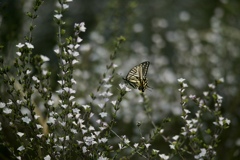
[123,61,150,92]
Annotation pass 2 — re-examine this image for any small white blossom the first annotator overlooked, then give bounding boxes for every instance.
[159,154,169,160]
[32,76,40,83]
[40,55,50,62]
[3,108,12,114]
[63,4,69,9]
[82,104,90,110]
[26,70,31,75]
[208,83,215,89]
[77,37,83,43]
[16,52,22,56]
[25,42,34,49]
[111,100,117,106]
[98,156,108,160]
[47,116,56,124]
[183,83,188,88]
[98,103,104,109]
[72,59,79,64]
[0,102,6,108]
[79,22,86,32]
[134,143,139,148]
[16,43,24,48]
[177,78,185,83]
[54,14,62,20]
[99,112,107,118]
[54,48,60,54]
[71,129,78,134]
[17,132,24,137]
[203,91,209,96]
[44,155,51,160]
[219,77,224,83]
[172,135,179,140]
[145,143,151,149]
[22,116,31,124]
[36,124,43,129]
[194,148,206,159]
[17,146,25,151]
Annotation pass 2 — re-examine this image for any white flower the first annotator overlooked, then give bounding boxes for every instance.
[79,22,86,32]
[54,48,60,54]
[17,146,25,151]
[182,83,188,88]
[177,78,185,83]
[99,112,107,118]
[17,132,24,137]
[32,76,40,83]
[82,105,90,110]
[25,70,31,75]
[159,154,169,160]
[194,148,206,159]
[111,100,117,106]
[16,52,22,56]
[25,42,34,49]
[145,143,151,149]
[63,4,69,9]
[98,103,104,109]
[40,55,50,62]
[3,108,12,114]
[36,124,43,129]
[16,43,25,48]
[98,156,108,160]
[77,37,83,43]
[72,59,79,64]
[22,116,31,124]
[54,14,62,20]
[172,135,179,140]
[44,155,51,160]
[0,102,6,108]
[47,116,56,124]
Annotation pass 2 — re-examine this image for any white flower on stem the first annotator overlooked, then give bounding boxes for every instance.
[177,78,185,83]
[145,143,151,149]
[17,146,25,151]
[79,22,86,32]
[0,102,6,108]
[159,154,169,160]
[99,112,107,118]
[54,14,62,20]
[208,83,215,89]
[16,52,22,56]
[82,104,90,110]
[172,135,179,140]
[32,76,40,83]
[63,4,69,9]
[25,42,34,49]
[98,103,104,109]
[17,132,24,137]
[3,108,12,114]
[194,148,206,159]
[16,43,25,48]
[44,155,51,160]
[40,55,50,62]
[22,116,31,124]
[111,100,117,106]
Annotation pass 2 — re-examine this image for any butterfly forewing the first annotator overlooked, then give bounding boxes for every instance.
[124,61,150,92]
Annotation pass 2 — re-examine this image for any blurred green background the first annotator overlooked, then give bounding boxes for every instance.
[0,0,240,159]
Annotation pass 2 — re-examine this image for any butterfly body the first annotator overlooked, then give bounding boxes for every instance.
[123,61,150,92]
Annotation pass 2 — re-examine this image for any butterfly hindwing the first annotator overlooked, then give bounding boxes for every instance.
[124,61,150,92]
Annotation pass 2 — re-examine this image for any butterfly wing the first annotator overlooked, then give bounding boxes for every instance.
[124,61,150,92]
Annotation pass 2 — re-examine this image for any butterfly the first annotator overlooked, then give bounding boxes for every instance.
[123,61,150,92]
